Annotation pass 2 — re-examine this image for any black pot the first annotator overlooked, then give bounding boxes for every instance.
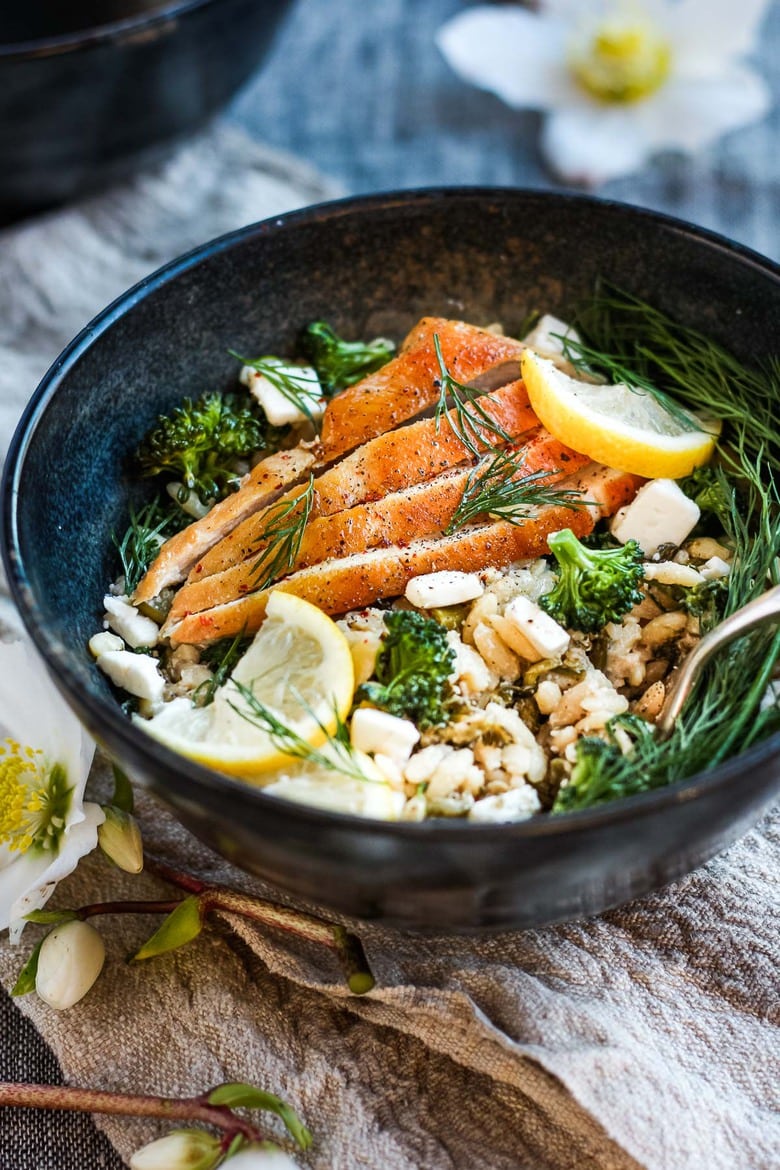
[3,189,779,931]
[0,0,290,218]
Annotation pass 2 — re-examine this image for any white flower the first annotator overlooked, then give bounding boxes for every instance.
[129,1130,221,1170]
[224,1150,301,1169]
[0,638,102,941]
[437,0,772,185]
[35,919,106,1010]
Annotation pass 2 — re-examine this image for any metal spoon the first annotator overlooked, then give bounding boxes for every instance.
[656,582,780,739]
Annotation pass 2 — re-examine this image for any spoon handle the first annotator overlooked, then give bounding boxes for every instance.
[656,582,780,740]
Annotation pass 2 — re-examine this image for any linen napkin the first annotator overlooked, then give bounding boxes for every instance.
[0,123,778,1170]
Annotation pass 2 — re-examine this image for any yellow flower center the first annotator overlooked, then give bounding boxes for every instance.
[0,738,71,854]
[570,11,672,104]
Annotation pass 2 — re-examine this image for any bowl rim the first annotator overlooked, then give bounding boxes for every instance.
[4,184,780,843]
[0,0,245,61]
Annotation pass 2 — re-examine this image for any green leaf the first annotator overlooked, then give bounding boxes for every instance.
[130,896,203,962]
[111,764,135,812]
[12,938,45,996]
[208,1083,312,1150]
[23,909,79,925]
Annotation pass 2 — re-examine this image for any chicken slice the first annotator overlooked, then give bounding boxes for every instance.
[189,378,538,580]
[132,446,316,604]
[320,317,525,461]
[165,465,642,646]
[166,431,589,624]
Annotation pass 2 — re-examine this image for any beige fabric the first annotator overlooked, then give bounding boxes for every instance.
[0,125,778,1169]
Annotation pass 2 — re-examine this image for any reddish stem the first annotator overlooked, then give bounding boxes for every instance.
[0,1082,267,1142]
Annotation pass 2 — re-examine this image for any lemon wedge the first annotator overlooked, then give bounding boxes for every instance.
[138,592,355,777]
[522,348,720,479]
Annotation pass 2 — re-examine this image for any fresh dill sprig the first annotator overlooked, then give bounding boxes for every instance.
[250,475,315,590]
[232,352,323,424]
[565,283,780,466]
[228,682,378,785]
[446,451,586,534]
[112,497,184,594]
[432,333,513,456]
[193,630,253,707]
[547,286,780,811]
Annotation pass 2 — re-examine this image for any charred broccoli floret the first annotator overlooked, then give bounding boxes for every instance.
[357,610,455,728]
[540,528,645,633]
[136,392,273,505]
[300,321,394,395]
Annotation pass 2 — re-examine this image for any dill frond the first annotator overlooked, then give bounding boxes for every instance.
[228,682,377,785]
[250,476,315,590]
[432,333,513,456]
[446,449,587,534]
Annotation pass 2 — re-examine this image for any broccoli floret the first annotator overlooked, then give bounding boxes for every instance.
[540,528,645,633]
[679,465,734,526]
[357,610,455,728]
[680,576,729,629]
[300,321,394,396]
[137,392,274,505]
[552,715,656,812]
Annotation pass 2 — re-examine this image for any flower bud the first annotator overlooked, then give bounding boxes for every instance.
[35,920,105,1010]
[98,806,144,873]
[130,1129,221,1170]
[226,1149,301,1169]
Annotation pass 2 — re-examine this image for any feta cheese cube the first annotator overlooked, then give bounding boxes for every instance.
[521,314,582,373]
[700,556,731,580]
[240,362,324,427]
[405,570,484,609]
[102,595,160,648]
[468,785,541,823]
[350,707,420,765]
[610,478,700,556]
[97,651,165,702]
[88,631,124,658]
[502,595,570,661]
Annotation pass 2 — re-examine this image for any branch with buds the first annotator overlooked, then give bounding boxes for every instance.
[0,1078,308,1168]
[12,767,375,1009]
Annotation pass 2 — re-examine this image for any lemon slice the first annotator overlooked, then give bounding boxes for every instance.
[522,348,720,479]
[263,757,405,820]
[138,592,355,777]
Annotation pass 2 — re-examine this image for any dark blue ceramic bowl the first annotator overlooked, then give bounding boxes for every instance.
[3,189,779,931]
[0,0,290,219]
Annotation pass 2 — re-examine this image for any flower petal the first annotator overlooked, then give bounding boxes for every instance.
[5,803,104,941]
[669,0,771,75]
[541,106,650,185]
[636,67,772,151]
[0,639,94,794]
[436,6,578,112]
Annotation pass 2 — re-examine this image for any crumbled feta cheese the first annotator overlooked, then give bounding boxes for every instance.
[521,314,583,374]
[447,630,499,696]
[240,362,324,426]
[643,561,705,588]
[102,595,160,648]
[700,556,732,580]
[97,651,165,702]
[468,785,540,823]
[88,631,124,658]
[405,570,484,609]
[350,707,420,765]
[610,478,700,556]
[502,595,570,661]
